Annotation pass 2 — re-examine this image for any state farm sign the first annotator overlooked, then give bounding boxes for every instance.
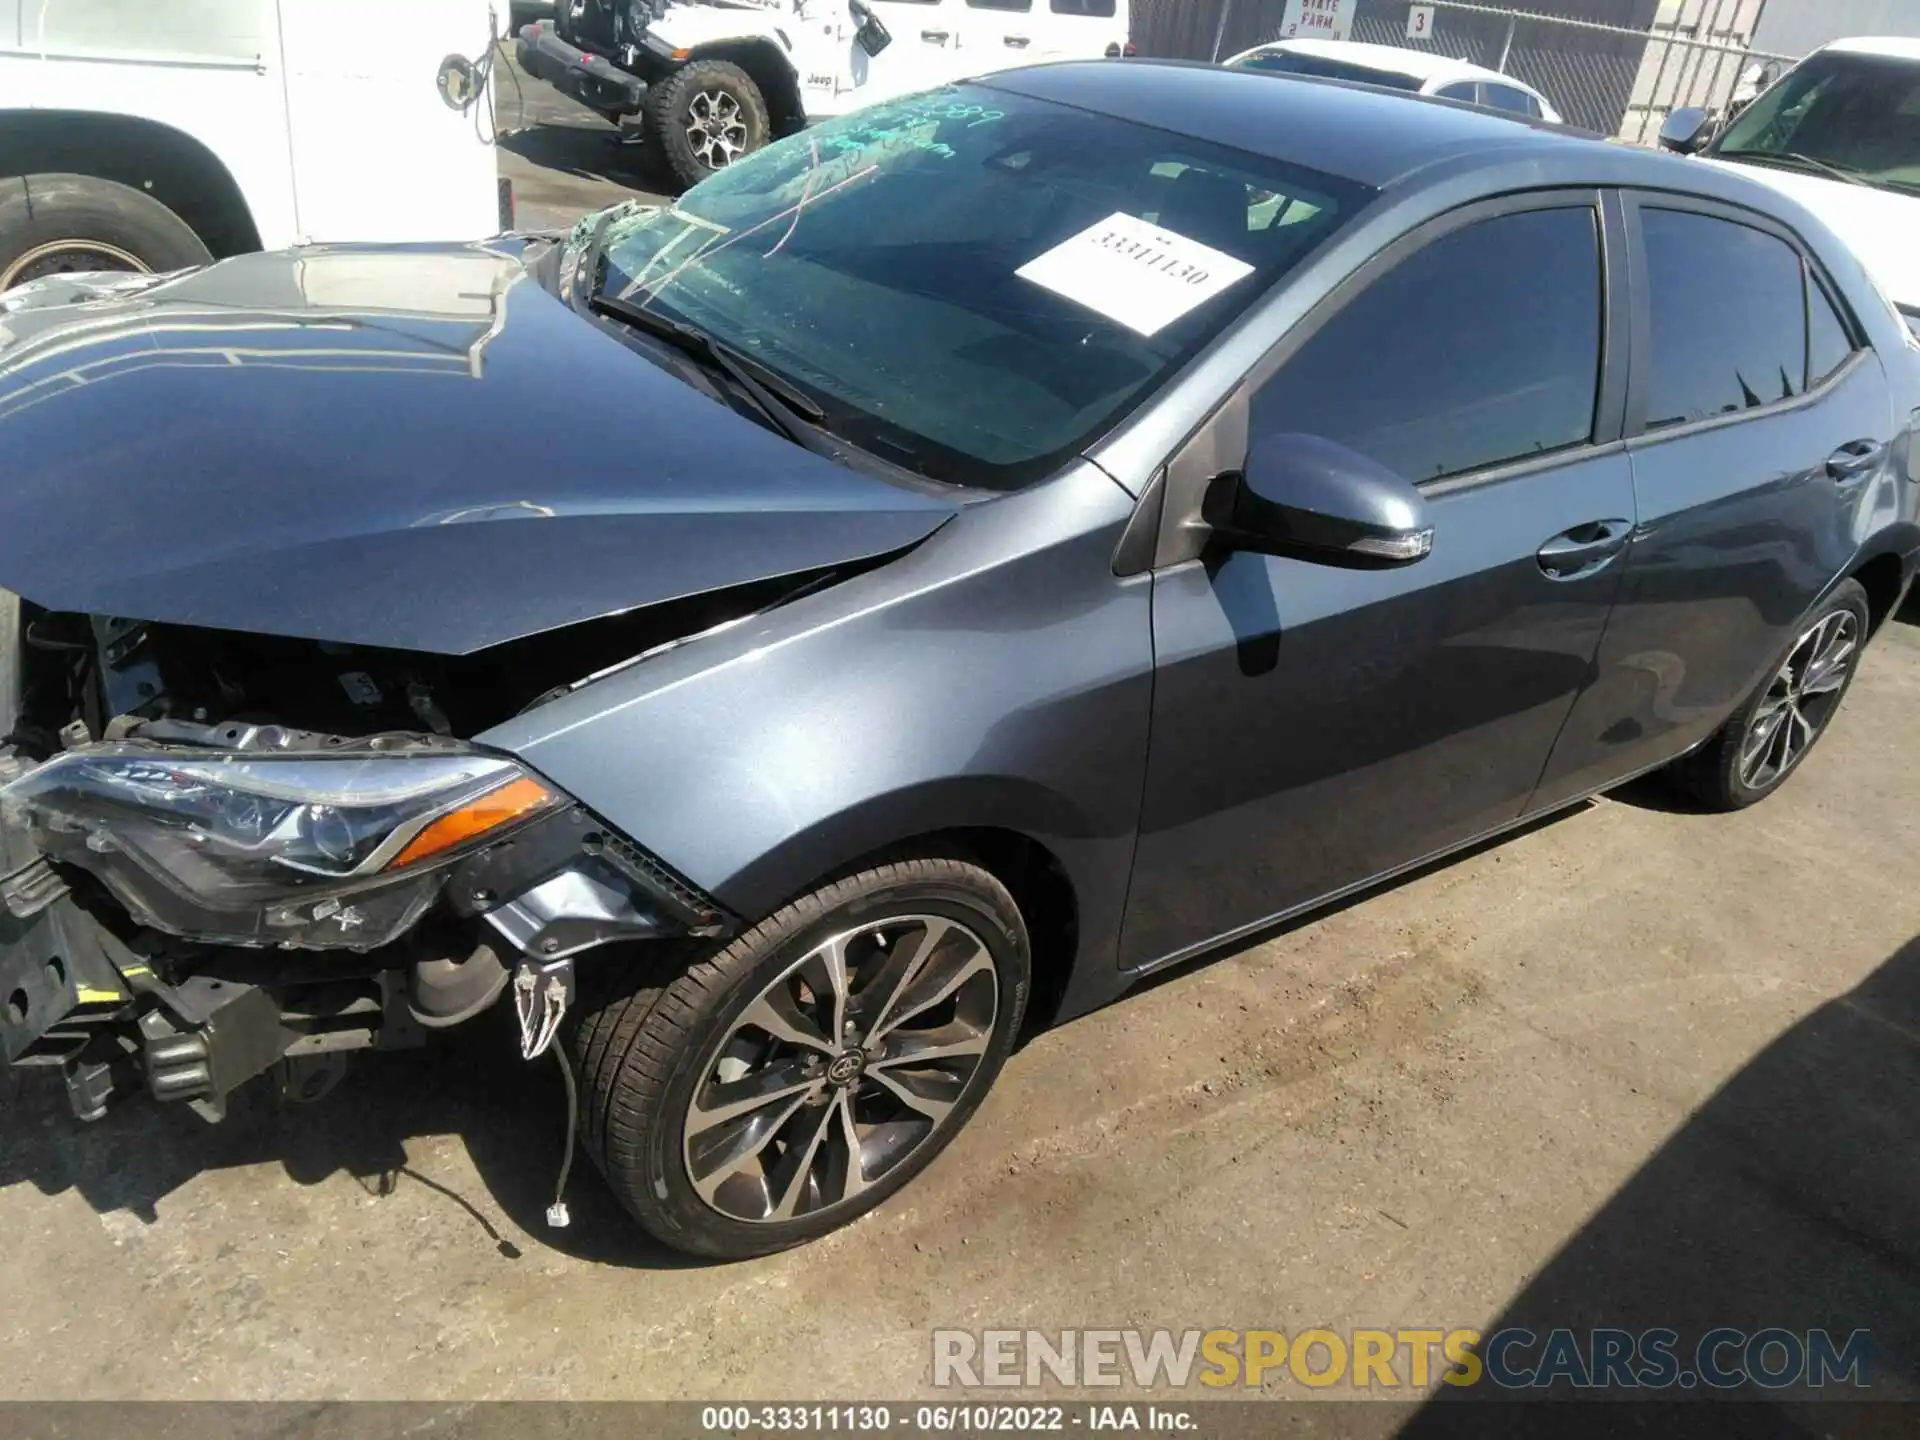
[1279,0,1357,42]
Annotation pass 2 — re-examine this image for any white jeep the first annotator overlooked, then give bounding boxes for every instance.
[519,0,1131,189]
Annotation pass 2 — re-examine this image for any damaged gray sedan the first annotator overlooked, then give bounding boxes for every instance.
[3,64,1917,1259]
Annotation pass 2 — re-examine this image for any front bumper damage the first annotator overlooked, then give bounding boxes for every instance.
[0,747,732,1125]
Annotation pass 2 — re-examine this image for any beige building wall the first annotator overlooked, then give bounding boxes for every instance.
[1621,0,1772,140]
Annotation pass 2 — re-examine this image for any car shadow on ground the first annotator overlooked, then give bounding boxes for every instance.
[6,808,1915,1298]
[0,1002,709,1271]
[1605,770,1700,814]
[0,806,1588,1272]
[1397,933,1920,1436]
[496,122,665,193]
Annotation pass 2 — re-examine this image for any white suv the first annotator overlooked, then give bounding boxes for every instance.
[1662,37,1920,334]
[1224,38,1563,123]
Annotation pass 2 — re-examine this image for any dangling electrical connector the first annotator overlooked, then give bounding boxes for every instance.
[512,956,574,1060]
[547,1033,579,1230]
[511,958,580,1229]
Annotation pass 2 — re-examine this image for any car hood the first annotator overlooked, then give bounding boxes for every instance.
[0,243,957,654]
[1702,157,1920,312]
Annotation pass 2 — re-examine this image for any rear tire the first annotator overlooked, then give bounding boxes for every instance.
[1666,579,1870,811]
[0,174,211,291]
[574,856,1030,1259]
[643,60,771,191]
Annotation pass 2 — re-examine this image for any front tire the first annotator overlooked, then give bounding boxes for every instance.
[0,174,211,292]
[575,856,1031,1259]
[643,59,771,191]
[1667,578,1870,811]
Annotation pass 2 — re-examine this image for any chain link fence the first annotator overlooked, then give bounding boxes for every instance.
[1130,0,1798,143]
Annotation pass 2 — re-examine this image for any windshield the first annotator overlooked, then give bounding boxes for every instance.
[1712,50,1920,196]
[597,84,1369,489]
[1231,50,1424,91]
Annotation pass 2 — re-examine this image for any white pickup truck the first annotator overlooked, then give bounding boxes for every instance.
[1662,37,1920,335]
[519,0,1132,189]
[0,0,507,290]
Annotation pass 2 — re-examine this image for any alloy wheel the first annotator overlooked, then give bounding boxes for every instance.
[682,914,999,1224]
[1738,608,1859,790]
[684,89,749,170]
[0,239,148,291]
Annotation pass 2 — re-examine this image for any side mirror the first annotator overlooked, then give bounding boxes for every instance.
[1204,433,1432,567]
[1659,106,1714,155]
[850,0,892,56]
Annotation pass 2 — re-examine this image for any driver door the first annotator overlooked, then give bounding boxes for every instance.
[1119,194,1637,970]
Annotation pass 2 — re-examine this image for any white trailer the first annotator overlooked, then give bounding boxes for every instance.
[0,0,508,289]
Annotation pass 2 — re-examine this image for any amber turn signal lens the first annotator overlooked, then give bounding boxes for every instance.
[389,774,556,870]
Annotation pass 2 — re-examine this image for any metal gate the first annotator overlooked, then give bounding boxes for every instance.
[1130,0,1799,142]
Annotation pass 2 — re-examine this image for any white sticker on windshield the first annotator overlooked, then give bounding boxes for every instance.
[1016,211,1256,337]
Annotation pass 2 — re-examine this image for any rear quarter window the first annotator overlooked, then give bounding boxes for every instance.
[1807,270,1858,385]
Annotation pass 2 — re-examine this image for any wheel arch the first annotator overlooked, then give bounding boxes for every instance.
[1849,546,1913,636]
[686,39,807,134]
[704,780,1104,1036]
[0,110,262,258]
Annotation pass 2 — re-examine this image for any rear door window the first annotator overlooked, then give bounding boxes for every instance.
[1482,83,1539,116]
[1639,208,1809,431]
[1250,205,1604,483]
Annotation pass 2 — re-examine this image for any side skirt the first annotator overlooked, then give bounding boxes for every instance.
[1120,744,1706,983]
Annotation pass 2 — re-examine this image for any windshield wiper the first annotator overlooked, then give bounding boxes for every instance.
[587,291,839,457]
[1723,149,1874,187]
[576,207,620,296]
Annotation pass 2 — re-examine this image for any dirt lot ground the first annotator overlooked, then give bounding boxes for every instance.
[4,598,1917,1404]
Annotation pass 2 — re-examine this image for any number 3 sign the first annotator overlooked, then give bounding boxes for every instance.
[1408,4,1435,40]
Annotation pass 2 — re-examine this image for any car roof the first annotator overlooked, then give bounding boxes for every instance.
[979,61,1908,368]
[1241,36,1503,85]
[986,60,1593,188]
[1821,35,1920,63]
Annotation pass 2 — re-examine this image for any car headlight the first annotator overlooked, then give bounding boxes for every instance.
[0,744,566,950]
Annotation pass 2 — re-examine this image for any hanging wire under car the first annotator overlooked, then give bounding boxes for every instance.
[512,956,579,1228]
[547,1034,580,1229]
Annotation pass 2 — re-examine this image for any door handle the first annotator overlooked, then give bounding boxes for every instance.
[1004,34,1031,47]
[921,28,949,42]
[1827,439,1886,481]
[1537,518,1633,581]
